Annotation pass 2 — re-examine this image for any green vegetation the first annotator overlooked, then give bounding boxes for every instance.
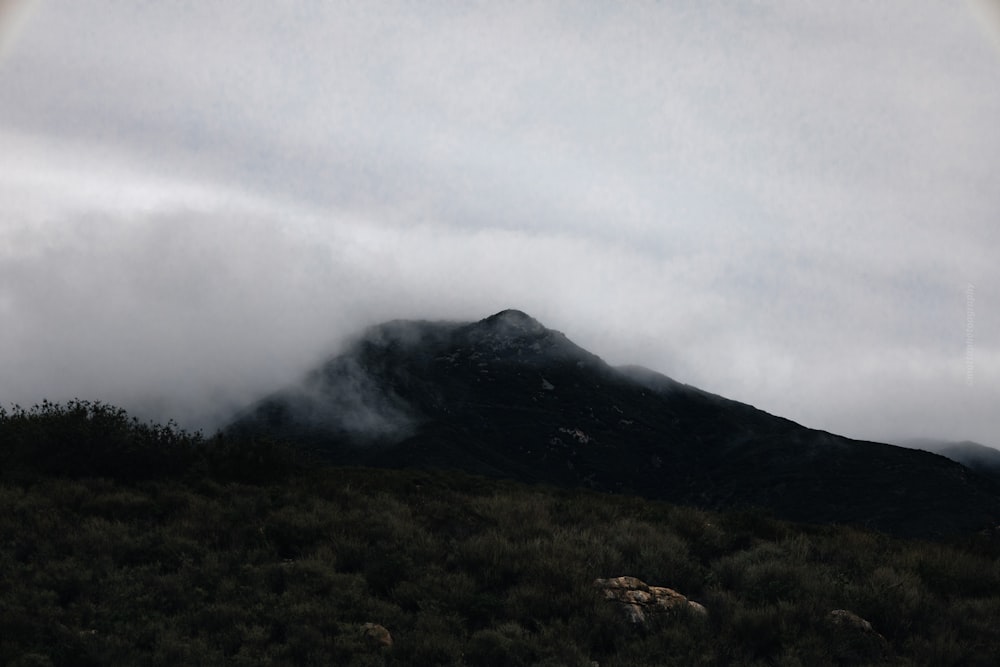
[2,401,1000,666]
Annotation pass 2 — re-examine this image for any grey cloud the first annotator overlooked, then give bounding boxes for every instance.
[0,1,998,447]
[0,0,35,61]
[282,354,419,445]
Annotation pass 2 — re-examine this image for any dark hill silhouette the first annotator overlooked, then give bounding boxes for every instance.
[898,438,1000,484]
[228,310,1000,538]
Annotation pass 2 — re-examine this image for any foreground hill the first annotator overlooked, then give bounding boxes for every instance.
[229,310,1000,539]
[3,402,1000,666]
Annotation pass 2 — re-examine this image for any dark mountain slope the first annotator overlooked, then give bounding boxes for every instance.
[229,310,1000,538]
[898,438,1000,484]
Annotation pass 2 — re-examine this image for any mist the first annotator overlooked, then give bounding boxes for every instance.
[0,0,35,62]
[1,2,998,447]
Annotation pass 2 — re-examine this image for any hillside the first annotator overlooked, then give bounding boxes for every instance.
[898,438,1000,484]
[3,401,1000,666]
[229,310,1000,539]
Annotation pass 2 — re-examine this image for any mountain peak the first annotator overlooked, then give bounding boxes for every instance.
[478,309,547,336]
[458,309,595,365]
[229,310,1000,539]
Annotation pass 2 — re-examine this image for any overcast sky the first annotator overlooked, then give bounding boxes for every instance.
[1,1,998,447]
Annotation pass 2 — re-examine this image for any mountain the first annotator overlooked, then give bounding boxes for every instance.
[228,309,1000,539]
[897,438,1000,484]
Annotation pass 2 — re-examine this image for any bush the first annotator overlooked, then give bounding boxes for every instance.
[0,400,200,481]
[4,404,1000,665]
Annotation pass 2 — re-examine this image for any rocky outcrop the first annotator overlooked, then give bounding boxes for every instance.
[594,576,707,625]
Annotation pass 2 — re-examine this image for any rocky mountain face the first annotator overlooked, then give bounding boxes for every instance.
[228,310,1000,539]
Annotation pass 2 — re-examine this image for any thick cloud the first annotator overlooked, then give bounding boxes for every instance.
[0,0,35,61]
[1,2,998,446]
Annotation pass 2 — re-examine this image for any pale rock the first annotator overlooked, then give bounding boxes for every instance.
[594,576,707,625]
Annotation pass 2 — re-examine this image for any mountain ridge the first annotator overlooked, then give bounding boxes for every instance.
[228,310,1000,539]
[897,437,1000,484]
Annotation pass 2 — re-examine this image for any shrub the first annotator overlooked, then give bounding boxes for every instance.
[0,400,200,481]
[465,622,537,667]
[4,406,1000,665]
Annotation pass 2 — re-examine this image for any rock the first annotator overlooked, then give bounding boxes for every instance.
[361,622,393,648]
[594,576,707,625]
[687,600,708,616]
[826,610,889,664]
[828,609,875,632]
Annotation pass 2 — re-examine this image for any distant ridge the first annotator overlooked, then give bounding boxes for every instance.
[228,310,1000,539]
[898,438,1000,484]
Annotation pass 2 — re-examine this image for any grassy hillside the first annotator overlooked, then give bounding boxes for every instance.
[2,402,1000,666]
